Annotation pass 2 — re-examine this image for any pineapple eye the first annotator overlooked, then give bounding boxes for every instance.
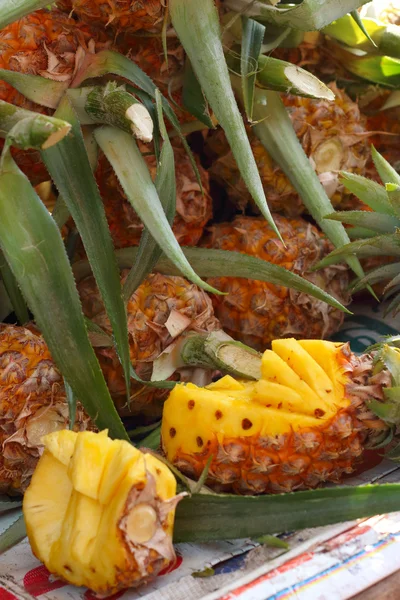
[188,400,195,410]
[215,410,223,420]
[314,409,326,418]
[196,436,204,447]
[169,428,176,438]
[242,418,253,430]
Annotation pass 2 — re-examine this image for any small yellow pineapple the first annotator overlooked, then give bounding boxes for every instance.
[24,429,182,595]
[162,338,391,494]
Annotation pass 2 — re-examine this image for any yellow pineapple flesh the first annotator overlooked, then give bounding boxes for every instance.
[24,429,182,595]
[0,324,91,495]
[200,215,350,350]
[162,339,390,494]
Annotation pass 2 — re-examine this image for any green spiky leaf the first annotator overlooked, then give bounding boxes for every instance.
[42,97,131,402]
[182,61,214,128]
[174,483,400,542]
[0,70,66,109]
[339,171,394,215]
[317,234,400,268]
[0,250,29,325]
[169,0,282,240]
[0,513,26,554]
[241,17,265,120]
[0,150,127,440]
[326,210,400,233]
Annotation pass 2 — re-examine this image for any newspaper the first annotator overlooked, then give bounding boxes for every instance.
[1,299,400,600]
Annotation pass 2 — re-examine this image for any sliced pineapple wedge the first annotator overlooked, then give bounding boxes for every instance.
[23,430,182,596]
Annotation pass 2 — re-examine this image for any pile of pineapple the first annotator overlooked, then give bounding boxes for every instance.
[2,0,400,595]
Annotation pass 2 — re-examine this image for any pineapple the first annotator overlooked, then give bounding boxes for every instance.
[206,83,370,216]
[200,215,350,350]
[78,271,222,419]
[24,429,182,595]
[97,140,213,249]
[0,324,91,495]
[56,0,166,34]
[162,338,392,494]
[0,9,109,184]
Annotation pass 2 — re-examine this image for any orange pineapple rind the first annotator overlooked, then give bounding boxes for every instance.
[0,324,91,495]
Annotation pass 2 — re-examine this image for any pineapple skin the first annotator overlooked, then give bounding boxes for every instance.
[200,215,350,350]
[206,83,369,216]
[24,430,181,595]
[57,0,165,34]
[96,141,213,249]
[78,272,222,419]
[0,9,110,184]
[162,339,390,494]
[0,325,91,495]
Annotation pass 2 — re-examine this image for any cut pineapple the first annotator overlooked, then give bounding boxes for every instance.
[24,430,182,595]
[162,339,390,494]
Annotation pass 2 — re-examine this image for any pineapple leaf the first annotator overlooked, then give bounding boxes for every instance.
[317,234,400,268]
[350,262,400,292]
[0,498,22,514]
[339,171,394,215]
[236,83,365,280]
[0,149,128,440]
[223,0,370,31]
[182,61,214,128]
[386,183,400,219]
[122,90,176,301]
[0,0,50,27]
[65,379,76,430]
[241,17,265,121]
[174,483,400,542]
[94,126,220,295]
[348,226,380,239]
[42,97,132,405]
[379,345,400,386]
[169,0,282,241]
[71,50,202,190]
[326,210,400,233]
[329,44,400,88]
[349,11,378,47]
[0,70,66,109]
[104,246,351,313]
[0,250,29,325]
[0,512,26,555]
[384,291,400,316]
[372,146,400,186]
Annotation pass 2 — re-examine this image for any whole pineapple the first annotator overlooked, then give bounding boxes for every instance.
[162,338,393,494]
[97,141,213,249]
[78,271,222,419]
[0,9,109,184]
[0,324,91,495]
[200,215,350,350]
[206,83,370,216]
[24,429,182,594]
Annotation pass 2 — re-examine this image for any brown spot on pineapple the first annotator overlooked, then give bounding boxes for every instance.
[188,400,195,410]
[196,436,204,448]
[242,419,253,430]
[215,410,223,420]
[169,428,176,438]
[63,565,72,572]
[314,408,326,418]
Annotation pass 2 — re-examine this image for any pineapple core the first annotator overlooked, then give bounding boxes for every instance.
[23,430,182,595]
[162,339,360,495]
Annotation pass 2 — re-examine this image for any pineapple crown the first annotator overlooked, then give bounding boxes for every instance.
[319,146,400,315]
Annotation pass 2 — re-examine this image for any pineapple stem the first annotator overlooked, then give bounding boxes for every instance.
[0,0,49,28]
[68,85,153,142]
[0,100,71,151]
[180,333,262,380]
